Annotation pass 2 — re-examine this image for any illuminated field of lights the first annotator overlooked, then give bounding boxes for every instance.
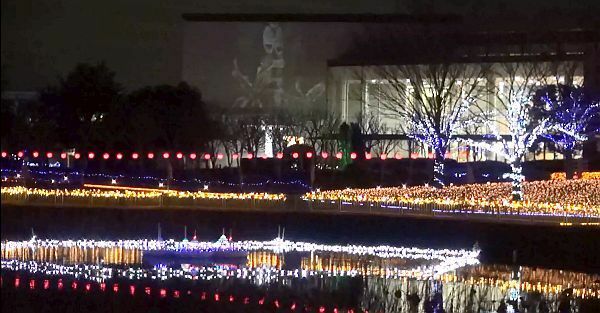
[304,179,600,218]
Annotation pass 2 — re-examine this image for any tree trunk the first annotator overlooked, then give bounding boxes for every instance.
[510,159,524,201]
[432,151,445,188]
[563,150,574,179]
[165,158,173,189]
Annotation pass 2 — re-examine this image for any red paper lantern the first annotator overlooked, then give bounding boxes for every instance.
[147,152,154,159]
[335,152,343,159]
[292,152,299,159]
[189,153,197,159]
[103,153,110,160]
[306,152,313,158]
[32,151,39,158]
[176,152,183,159]
[162,152,170,159]
[46,152,53,158]
[116,153,123,160]
[132,152,139,159]
[380,154,387,160]
[60,152,67,159]
[88,152,95,159]
[204,153,211,160]
[321,152,329,159]
[350,152,357,159]
[74,153,81,159]
[276,152,283,159]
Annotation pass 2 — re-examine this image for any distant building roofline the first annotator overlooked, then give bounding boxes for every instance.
[328,53,586,68]
[182,13,462,23]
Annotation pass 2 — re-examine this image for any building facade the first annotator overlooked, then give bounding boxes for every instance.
[182,14,599,161]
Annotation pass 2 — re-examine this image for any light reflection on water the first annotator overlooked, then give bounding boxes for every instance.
[1,242,450,278]
[2,242,598,294]
[1,239,599,313]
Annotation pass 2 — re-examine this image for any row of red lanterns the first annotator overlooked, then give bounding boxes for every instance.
[1,150,469,160]
[6,276,356,313]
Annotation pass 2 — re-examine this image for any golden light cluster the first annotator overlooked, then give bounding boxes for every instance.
[0,186,286,201]
[550,171,600,180]
[305,180,600,217]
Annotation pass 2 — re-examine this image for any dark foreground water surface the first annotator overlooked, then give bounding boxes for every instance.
[2,205,600,313]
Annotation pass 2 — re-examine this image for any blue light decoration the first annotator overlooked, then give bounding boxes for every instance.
[535,84,600,158]
[0,167,311,191]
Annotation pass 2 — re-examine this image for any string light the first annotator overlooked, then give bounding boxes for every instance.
[1,186,287,201]
[305,180,600,219]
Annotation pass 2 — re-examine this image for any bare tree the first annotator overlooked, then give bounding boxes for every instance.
[299,109,340,152]
[266,109,299,153]
[211,111,243,167]
[238,115,265,155]
[365,63,491,187]
[469,62,558,200]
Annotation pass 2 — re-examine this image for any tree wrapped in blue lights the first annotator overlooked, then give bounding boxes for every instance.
[534,84,600,179]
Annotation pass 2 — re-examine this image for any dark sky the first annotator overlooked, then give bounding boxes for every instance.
[2,0,598,92]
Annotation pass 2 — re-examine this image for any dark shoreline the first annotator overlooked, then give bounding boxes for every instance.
[2,204,599,273]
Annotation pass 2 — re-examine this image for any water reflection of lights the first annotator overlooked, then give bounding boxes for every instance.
[441,265,600,299]
[2,238,480,279]
[2,259,598,300]
[0,260,325,284]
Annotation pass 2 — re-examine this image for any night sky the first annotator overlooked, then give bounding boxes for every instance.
[1,0,598,91]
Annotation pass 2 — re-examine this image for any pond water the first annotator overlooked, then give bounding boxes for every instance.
[2,236,599,313]
[1,205,599,312]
